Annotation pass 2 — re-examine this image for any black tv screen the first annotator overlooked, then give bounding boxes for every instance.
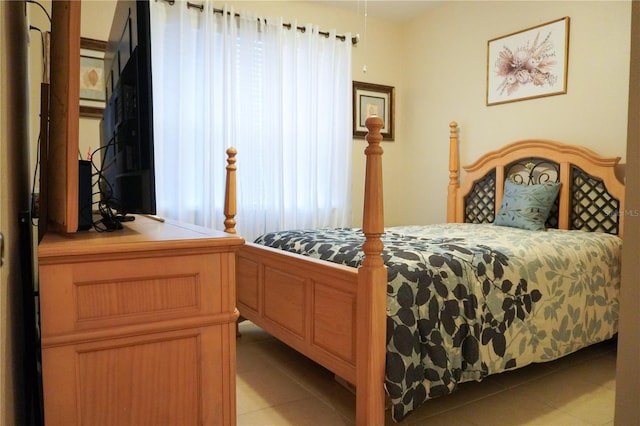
[99,0,155,226]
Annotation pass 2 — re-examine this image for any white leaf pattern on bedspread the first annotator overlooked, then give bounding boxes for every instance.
[254,223,621,422]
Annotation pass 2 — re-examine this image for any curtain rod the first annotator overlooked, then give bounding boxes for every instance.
[158,0,358,44]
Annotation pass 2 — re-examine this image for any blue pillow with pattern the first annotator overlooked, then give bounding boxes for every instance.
[494,179,561,231]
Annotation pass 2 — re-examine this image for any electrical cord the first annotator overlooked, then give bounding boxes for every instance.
[27,26,46,226]
[27,4,51,226]
[29,130,41,226]
[26,1,51,81]
[94,202,123,232]
[90,143,126,232]
[28,26,47,83]
[26,0,51,24]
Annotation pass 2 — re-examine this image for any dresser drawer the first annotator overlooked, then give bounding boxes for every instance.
[39,252,236,339]
[42,323,236,426]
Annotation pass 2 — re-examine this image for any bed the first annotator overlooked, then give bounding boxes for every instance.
[223,117,625,424]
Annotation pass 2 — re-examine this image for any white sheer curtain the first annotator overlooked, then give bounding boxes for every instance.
[149,1,353,242]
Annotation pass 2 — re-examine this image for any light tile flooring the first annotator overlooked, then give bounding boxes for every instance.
[236,321,617,426]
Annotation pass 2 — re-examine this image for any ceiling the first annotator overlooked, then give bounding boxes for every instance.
[311,0,445,23]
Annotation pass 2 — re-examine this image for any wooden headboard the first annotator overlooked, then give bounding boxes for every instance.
[446,122,626,237]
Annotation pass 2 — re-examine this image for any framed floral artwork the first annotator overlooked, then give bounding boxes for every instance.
[486,17,570,106]
[353,81,395,141]
[79,37,107,118]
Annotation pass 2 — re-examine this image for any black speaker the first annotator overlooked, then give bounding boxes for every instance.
[78,160,92,231]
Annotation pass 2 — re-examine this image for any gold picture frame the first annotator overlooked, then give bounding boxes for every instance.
[79,37,106,118]
[353,81,395,141]
[486,17,570,106]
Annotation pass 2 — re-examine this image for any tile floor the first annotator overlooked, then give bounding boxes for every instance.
[236,321,617,426]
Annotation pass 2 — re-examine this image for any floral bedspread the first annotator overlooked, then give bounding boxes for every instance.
[254,223,622,422]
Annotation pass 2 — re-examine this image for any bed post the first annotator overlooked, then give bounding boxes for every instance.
[356,115,387,426]
[224,147,237,234]
[447,121,460,223]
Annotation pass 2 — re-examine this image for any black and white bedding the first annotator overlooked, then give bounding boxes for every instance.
[254,223,622,421]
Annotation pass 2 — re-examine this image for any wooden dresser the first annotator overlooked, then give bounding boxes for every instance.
[37,215,244,425]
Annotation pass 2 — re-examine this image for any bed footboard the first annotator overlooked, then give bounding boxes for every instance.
[231,116,388,426]
[237,243,359,383]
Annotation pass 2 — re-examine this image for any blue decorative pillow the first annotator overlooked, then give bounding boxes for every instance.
[494,179,561,231]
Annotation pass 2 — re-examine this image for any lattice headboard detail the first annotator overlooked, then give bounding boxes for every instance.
[446,122,626,236]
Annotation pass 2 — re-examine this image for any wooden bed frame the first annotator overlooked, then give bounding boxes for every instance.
[223,118,625,425]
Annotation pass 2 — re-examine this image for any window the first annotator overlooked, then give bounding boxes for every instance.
[150,2,353,241]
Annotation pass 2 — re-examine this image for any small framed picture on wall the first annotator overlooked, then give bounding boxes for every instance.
[353,81,395,141]
[79,37,107,118]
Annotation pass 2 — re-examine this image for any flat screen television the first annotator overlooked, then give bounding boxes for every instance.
[98,0,155,229]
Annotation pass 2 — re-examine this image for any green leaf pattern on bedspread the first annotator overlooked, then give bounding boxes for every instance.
[254,223,621,422]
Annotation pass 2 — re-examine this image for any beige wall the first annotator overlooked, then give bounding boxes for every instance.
[222,1,631,227]
[399,1,631,226]
[78,1,116,162]
[36,1,631,226]
[27,0,116,200]
[223,0,405,227]
[27,0,51,191]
